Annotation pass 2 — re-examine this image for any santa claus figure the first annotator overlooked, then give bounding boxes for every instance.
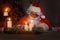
[16,4,52,32]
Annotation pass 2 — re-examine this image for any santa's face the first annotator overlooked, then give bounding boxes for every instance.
[30,11,39,18]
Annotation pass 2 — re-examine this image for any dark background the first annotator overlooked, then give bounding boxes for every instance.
[0,0,60,27]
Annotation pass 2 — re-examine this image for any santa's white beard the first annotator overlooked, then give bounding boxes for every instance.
[28,15,41,27]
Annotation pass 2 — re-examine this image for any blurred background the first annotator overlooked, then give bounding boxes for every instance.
[0,0,60,27]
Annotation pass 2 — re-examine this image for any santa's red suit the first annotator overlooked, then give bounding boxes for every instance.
[16,4,52,31]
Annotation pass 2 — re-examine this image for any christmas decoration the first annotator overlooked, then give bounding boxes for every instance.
[15,4,52,32]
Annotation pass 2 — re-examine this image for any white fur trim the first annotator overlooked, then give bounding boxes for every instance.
[27,5,42,16]
[39,23,49,31]
[41,15,45,19]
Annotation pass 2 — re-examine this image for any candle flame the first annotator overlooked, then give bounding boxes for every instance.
[7,17,11,21]
[4,7,10,12]
[25,22,27,25]
[31,20,33,23]
[5,8,9,12]
[24,21,29,31]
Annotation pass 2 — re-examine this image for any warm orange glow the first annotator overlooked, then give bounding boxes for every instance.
[4,7,11,12]
[7,17,11,21]
[25,22,28,25]
[2,3,12,13]
[31,20,33,23]
[24,21,28,25]
[5,8,9,12]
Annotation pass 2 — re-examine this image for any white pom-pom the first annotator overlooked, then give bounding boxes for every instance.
[41,15,45,19]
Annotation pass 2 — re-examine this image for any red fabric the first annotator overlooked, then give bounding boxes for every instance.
[32,4,44,14]
[40,18,52,30]
[16,16,28,25]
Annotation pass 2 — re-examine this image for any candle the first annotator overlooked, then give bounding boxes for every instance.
[4,12,8,16]
[29,20,34,31]
[24,22,28,31]
[4,7,10,16]
[7,17,12,28]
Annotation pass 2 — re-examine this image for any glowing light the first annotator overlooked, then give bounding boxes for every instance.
[4,7,11,12]
[7,17,11,21]
[7,17,12,28]
[5,8,8,12]
[29,20,34,31]
[3,7,11,16]
[24,21,29,31]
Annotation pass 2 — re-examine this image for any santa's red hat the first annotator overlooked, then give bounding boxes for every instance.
[27,4,45,19]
